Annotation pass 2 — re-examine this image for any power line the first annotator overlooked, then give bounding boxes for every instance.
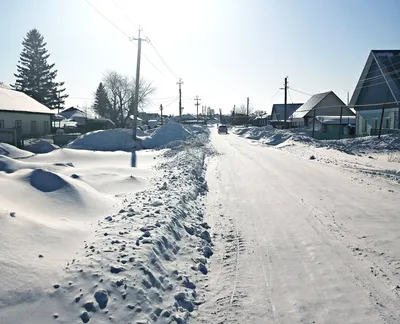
[84,0,130,38]
[110,0,139,29]
[148,39,179,80]
[289,87,312,96]
[270,88,282,99]
[288,89,293,104]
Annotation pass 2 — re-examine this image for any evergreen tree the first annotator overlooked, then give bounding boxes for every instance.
[12,29,68,109]
[93,82,111,118]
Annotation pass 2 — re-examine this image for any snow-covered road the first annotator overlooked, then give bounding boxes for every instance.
[195,130,400,324]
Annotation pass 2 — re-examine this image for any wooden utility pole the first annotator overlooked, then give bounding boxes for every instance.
[338,106,343,139]
[159,104,163,125]
[284,77,288,127]
[378,104,385,138]
[130,28,148,139]
[177,78,183,122]
[194,96,201,121]
[219,108,222,124]
[312,108,316,138]
[246,97,249,125]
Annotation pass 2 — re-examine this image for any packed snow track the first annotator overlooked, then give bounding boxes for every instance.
[195,129,400,324]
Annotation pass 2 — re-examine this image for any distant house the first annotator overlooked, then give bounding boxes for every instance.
[60,107,86,124]
[138,112,160,123]
[270,103,303,123]
[349,50,400,136]
[252,113,271,127]
[290,91,353,127]
[0,85,54,145]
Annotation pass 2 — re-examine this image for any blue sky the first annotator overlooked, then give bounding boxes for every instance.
[0,0,399,115]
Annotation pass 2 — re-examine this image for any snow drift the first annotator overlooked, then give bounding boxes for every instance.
[0,143,34,159]
[24,139,60,154]
[66,121,198,152]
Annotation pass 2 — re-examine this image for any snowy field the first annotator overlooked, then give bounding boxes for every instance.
[0,123,214,324]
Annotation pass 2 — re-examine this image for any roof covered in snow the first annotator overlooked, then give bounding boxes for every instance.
[291,91,345,119]
[0,87,55,115]
[271,103,303,121]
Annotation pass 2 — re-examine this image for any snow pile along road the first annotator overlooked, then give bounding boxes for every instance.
[33,136,212,324]
[24,139,60,154]
[67,121,196,152]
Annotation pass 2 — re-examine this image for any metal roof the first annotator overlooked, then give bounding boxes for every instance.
[291,91,333,119]
[271,103,303,121]
[0,87,54,115]
[350,50,400,107]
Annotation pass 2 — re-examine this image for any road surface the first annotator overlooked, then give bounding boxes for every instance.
[195,129,400,324]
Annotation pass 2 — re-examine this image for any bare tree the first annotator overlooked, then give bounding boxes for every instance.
[101,70,155,127]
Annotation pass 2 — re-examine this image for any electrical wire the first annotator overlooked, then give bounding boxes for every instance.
[110,0,139,29]
[148,39,179,80]
[84,0,131,38]
[288,87,312,96]
[288,89,293,104]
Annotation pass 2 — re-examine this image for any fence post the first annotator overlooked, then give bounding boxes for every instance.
[338,106,343,139]
[378,104,385,138]
[312,108,316,138]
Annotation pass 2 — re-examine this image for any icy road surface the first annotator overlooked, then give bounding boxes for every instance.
[195,130,400,324]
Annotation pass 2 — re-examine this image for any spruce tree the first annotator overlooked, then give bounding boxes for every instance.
[93,82,111,118]
[12,29,68,109]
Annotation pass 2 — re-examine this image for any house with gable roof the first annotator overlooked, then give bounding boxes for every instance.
[349,50,400,136]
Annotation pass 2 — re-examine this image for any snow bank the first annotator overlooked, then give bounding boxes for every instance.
[0,143,34,159]
[141,121,193,149]
[67,122,199,152]
[24,139,60,154]
[233,126,400,154]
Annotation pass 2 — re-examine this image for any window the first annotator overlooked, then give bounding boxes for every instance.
[15,120,22,128]
[363,119,368,132]
[385,118,390,129]
[0,120,4,129]
[373,119,378,129]
[31,121,37,134]
[44,121,49,134]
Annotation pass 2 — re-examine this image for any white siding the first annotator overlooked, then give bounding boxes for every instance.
[312,94,354,117]
[0,111,51,136]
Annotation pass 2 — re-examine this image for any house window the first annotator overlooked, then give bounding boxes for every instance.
[0,120,4,129]
[363,119,368,132]
[44,121,49,134]
[31,121,37,134]
[385,118,390,129]
[15,120,22,128]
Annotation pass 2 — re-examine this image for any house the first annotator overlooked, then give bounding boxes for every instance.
[270,103,303,123]
[0,85,54,145]
[60,107,86,124]
[138,112,160,123]
[349,50,400,136]
[252,113,271,127]
[290,91,353,127]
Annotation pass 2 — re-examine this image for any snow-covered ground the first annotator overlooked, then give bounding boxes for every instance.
[0,123,216,324]
[195,129,400,324]
[233,126,400,184]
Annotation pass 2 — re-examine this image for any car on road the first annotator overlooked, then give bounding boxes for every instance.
[218,125,228,134]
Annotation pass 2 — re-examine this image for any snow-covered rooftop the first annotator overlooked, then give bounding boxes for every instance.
[0,87,55,115]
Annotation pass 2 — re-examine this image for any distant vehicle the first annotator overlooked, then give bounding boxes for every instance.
[148,120,158,129]
[218,125,228,134]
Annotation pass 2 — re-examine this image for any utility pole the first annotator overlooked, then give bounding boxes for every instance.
[177,78,183,122]
[130,28,149,139]
[246,97,249,125]
[284,77,288,127]
[219,108,222,124]
[159,104,163,125]
[194,96,201,121]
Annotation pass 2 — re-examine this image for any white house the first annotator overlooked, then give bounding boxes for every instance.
[0,85,54,142]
